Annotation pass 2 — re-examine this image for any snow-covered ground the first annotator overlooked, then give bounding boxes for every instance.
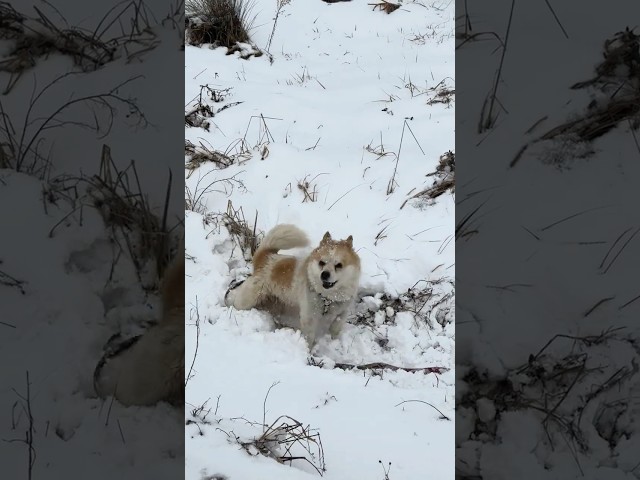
[0,1,184,478]
[184,1,455,479]
[456,1,640,478]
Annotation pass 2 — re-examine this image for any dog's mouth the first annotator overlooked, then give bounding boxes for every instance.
[322,280,337,289]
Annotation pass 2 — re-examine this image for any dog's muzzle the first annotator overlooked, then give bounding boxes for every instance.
[322,280,337,289]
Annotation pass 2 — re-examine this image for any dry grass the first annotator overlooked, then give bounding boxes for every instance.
[365,134,397,161]
[238,415,326,476]
[188,196,262,259]
[286,66,314,86]
[540,101,639,142]
[296,174,326,203]
[368,1,401,14]
[188,384,326,476]
[0,73,146,180]
[401,150,454,209]
[426,80,455,107]
[485,1,514,131]
[0,1,161,94]
[511,27,640,167]
[459,327,636,462]
[0,3,156,181]
[42,144,181,294]
[379,461,392,480]
[0,264,26,296]
[185,140,233,169]
[386,119,425,195]
[185,140,248,170]
[222,200,262,258]
[4,372,35,477]
[572,27,639,89]
[408,21,452,46]
[184,169,245,214]
[185,0,256,48]
[352,278,454,335]
[185,85,243,131]
[83,144,175,281]
[242,114,279,151]
[307,286,452,385]
[265,0,291,53]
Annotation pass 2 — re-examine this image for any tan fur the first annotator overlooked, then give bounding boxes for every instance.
[94,237,185,409]
[225,225,361,347]
[269,257,297,289]
[252,247,273,273]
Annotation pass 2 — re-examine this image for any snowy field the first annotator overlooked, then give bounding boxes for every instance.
[0,1,184,478]
[184,1,455,479]
[456,1,640,478]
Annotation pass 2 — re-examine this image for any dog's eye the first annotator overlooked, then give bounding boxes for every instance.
[319,261,325,267]
[335,263,342,269]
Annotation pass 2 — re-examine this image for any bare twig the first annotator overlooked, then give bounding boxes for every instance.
[265,0,291,52]
[480,0,515,132]
[331,362,448,375]
[394,399,451,420]
[186,296,202,386]
[262,381,280,433]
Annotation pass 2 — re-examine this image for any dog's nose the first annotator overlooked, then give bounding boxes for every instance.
[321,271,330,281]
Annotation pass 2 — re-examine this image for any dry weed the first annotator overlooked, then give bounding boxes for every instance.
[297,174,325,203]
[0,1,161,94]
[512,27,640,167]
[401,150,454,208]
[460,327,636,456]
[368,1,401,14]
[426,80,455,107]
[185,0,256,48]
[239,415,326,476]
[84,144,174,281]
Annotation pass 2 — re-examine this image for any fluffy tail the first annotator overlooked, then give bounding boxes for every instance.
[253,224,309,272]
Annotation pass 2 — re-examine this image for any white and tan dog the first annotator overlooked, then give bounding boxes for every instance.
[224,224,361,347]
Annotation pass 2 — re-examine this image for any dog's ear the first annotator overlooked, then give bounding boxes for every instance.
[345,235,353,247]
[321,231,332,244]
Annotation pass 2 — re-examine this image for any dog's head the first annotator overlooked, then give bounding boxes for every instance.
[307,231,361,299]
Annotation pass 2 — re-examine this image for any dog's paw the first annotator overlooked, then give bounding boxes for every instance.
[224,275,250,305]
[93,333,142,398]
[228,277,247,291]
[102,332,142,357]
[224,281,242,307]
[223,287,234,307]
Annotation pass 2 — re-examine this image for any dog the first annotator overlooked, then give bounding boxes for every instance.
[224,224,361,347]
[93,239,185,408]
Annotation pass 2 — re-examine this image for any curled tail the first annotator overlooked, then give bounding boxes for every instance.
[253,224,309,273]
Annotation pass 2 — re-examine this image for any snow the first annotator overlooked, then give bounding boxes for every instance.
[0,1,183,478]
[185,1,455,479]
[456,1,640,478]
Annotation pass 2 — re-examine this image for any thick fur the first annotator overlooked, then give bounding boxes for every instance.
[94,238,185,408]
[225,224,361,347]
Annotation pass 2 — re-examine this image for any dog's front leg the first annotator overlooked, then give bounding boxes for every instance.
[329,315,345,339]
[299,315,317,348]
[298,302,320,348]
